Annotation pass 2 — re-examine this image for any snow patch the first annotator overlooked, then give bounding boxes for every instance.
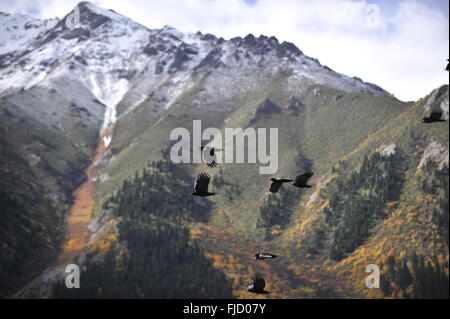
[0,13,57,55]
[88,74,128,132]
[82,2,131,23]
[103,136,112,147]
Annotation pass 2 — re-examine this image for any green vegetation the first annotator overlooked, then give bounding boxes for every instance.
[0,185,60,297]
[1,65,447,299]
[321,150,407,260]
[420,162,449,246]
[258,187,299,240]
[91,83,448,298]
[380,253,449,299]
[52,160,234,298]
[0,92,98,297]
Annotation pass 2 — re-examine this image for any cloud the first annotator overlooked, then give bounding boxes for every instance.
[0,0,448,101]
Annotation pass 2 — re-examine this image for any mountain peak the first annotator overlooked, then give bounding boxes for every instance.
[159,25,185,40]
[55,1,147,32]
[76,1,126,22]
[0,1,390,99]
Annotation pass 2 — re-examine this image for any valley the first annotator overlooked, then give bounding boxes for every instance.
[56,124,113,268]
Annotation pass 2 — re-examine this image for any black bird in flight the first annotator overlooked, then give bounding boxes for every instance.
[200,146,222,168]
[269,177,293,193]
[292,172,314,188]
[191,172,216,197]
[247,273,269,294]
[422,107,446,123]
[254,253,278,260]
[446,58,449,72]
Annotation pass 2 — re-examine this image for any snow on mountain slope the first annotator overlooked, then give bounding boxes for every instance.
[0,12,58,56]
[0,2,153,132]
[0,1,390,134]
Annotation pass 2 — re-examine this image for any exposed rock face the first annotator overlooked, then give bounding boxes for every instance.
[424,85,449,119]
[418,141,449,169]
[379,143,397,157]
[287,96,305,115]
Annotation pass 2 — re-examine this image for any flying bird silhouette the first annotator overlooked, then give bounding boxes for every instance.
[446,58,449,72]
[422,107,446,123]
[254,253,278,260]
[292,172,314,188]
[247,272,269,294]
[200,146,222,168]
[191,172,216,197]
[269,177,293,193]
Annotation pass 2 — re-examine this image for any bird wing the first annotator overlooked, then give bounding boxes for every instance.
[269,180,283,193]
[430,108,443,120]
[206,160,217,168]
[253,273,265,291]
[295,172,314,185]
[194,172,210,194]
[202,147,218,168]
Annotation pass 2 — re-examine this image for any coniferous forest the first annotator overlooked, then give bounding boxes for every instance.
[295,146,449,299]
[325,151,407,261]
[380,252,449,298]
[52,161,234,298]
[259,187,299,240]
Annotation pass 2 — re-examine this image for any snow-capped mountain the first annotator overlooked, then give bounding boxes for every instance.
[1,1,448,300]
[0,1,388,134]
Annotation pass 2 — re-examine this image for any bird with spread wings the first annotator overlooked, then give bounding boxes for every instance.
[269,177,293,193]
[191,172,216,197]
[422,107,446,123]
[292,172,314,188]
[247,272,269,294]
[200,146,222,168]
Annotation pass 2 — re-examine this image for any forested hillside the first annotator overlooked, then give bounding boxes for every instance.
[52,160,233,298]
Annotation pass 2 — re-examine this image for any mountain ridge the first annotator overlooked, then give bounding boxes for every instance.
[0,2,389,105]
